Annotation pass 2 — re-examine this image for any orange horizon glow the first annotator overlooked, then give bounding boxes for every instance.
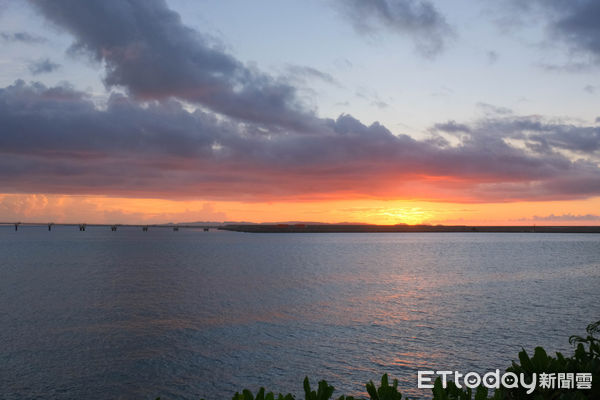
[1,193,600,226]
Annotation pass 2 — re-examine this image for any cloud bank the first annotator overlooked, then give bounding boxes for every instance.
[1,0,596,204]
[1,80,600,202]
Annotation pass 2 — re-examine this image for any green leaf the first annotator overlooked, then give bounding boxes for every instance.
[432,377,447,400]
[366,380,378,400]
[304,377,313,400]
[256,387,266,400]
[474,385,488,400]
[518,348,534,372]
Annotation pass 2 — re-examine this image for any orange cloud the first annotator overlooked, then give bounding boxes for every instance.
[2,193,600,226]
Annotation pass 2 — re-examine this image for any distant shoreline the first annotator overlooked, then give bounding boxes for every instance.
[219,224,600,233]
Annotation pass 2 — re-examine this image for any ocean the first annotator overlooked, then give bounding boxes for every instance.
[1,226,599,399]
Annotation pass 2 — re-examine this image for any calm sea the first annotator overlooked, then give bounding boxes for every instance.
[1,227,599,399]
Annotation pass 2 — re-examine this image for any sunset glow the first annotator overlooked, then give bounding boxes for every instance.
[3,193,600,226]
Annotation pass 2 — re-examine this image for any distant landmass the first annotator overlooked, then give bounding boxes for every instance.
[218,224,600,233]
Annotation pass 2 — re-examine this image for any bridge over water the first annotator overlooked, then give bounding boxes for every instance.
[1,222,222,232]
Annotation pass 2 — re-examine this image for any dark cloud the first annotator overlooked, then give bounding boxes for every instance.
[2,80,600,203]
[285,65,339,86]
[28,0,317,130]
[433,120,472,134]
[332,0,453,57]
[505,1,600,66]
[0,31,46,43]
[546,0,600,62]
[28,58,61,75]
[467,116,600,154]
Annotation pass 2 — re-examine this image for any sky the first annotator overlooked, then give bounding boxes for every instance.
[1,0,599,225]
